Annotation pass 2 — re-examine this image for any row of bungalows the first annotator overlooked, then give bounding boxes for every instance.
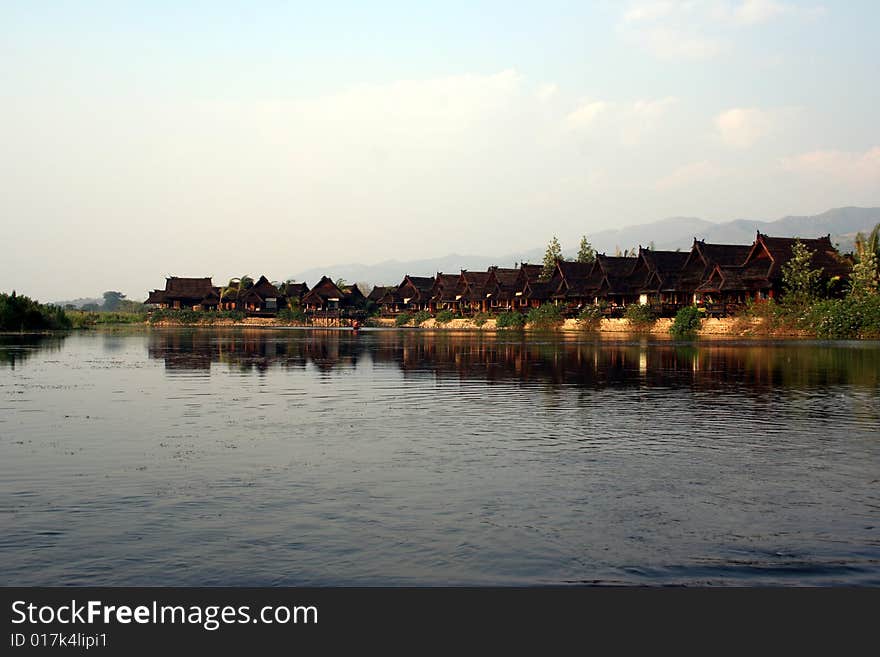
[147,274,372,317]
[147,275,310,316]
[374,232,851,317]
[146,231,851,319]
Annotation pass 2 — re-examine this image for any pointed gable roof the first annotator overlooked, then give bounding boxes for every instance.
[367,285,393,302]
[742,232,850,284]
[431,272,463,303]
[397,275,435,303]
[302,275,345,305]
[240,275,282,303]
[634,248,689,293]
[164,277,215,300]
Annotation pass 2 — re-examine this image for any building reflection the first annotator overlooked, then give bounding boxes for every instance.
[144,329,880,390]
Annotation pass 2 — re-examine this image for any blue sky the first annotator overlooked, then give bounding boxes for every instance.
[1,1,878,299]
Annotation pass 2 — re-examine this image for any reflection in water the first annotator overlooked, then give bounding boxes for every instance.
[1,329,879,586]
[0,334,67,369]
[146,328,880,391]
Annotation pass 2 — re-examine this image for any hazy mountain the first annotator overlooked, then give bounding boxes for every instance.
[290,252,544,288]
[50,297,102,308]
[288,206,880,287]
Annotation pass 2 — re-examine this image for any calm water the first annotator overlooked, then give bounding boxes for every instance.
[1,329,878,586]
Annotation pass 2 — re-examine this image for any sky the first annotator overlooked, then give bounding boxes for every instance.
[1,0,878,301]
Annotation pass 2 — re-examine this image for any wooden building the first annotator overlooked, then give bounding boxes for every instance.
[629,248,690,310]
[548,261,597,312]
[281,282,310,306]
[395,275,436,312]
[430,273,464,313]
[678,240,752,304]
[695,233,851,307]
[145,276,219,310]
[592,255,639,307]
[459,270,493,314]
[237,275,285,316]
[484,267,520,312]
[301,276,366,314]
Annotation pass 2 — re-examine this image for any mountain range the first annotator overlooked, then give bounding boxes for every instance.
[290,206,880,287]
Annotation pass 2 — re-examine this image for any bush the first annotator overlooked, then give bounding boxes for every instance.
[526,303,563,329]
[278,307,308,323]
[624,303,656,329]
[0,292,71,330]
[435,310,455,324]
[148,309,245,325]
[801,295,880,339]
[67,311,146,328]
[576,305,604,331]
[804,299,860,339]
[473,312,491,327]
[394,312,412,327]
[670,305,703,338]
[412,310,432,326]
[496,311,526,330]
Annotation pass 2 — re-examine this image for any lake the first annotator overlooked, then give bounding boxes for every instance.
[1,329,878,585]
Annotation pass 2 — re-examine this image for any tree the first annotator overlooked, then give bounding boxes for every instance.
[577,236,596,264]
[540,236,562,281]
[781,239,822,306]
[102,291,126,311]
[854,222,880,263]
[849,249,879,298]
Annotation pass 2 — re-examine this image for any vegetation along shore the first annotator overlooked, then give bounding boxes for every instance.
[4,225,879,339]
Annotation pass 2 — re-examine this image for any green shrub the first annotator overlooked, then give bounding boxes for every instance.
[412,310,432,326]
[394,312,413,327]
[435,310,455,324]
[526,303,563,329]
[67,310,146,328]
[0,292,70,330]
[278,307,308,323]
[804,299,860,339]
[670,305,703,338]
[473,312,491,327]
[624,303,656,329]
[576,305,604,331]
[860,294,880,337]
[496,311,526,330]
[800,295,880,339]
[149,309,202,324]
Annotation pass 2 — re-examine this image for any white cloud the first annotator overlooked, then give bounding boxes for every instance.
[566,97,678,145]
[621,97,679,144]
[729,0,786,24]
[656,160,722,189]
[638,25,724,58]
[565,100,611,130]
[715,0,826,26]
[620,1,825,58]
[536,83,559,103]
[715,107,773,148]
[780,147,880,187]
[623,1,681,23]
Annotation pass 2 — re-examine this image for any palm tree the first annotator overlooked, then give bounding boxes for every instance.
[854,223,880,263]
[219,275,253,310]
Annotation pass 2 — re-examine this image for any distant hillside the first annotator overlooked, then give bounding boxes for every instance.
[288,206,880,287]
[50,297,102,309]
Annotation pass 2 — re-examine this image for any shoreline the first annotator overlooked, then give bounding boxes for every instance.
[4,316,862,339]
[113,315,810,338]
